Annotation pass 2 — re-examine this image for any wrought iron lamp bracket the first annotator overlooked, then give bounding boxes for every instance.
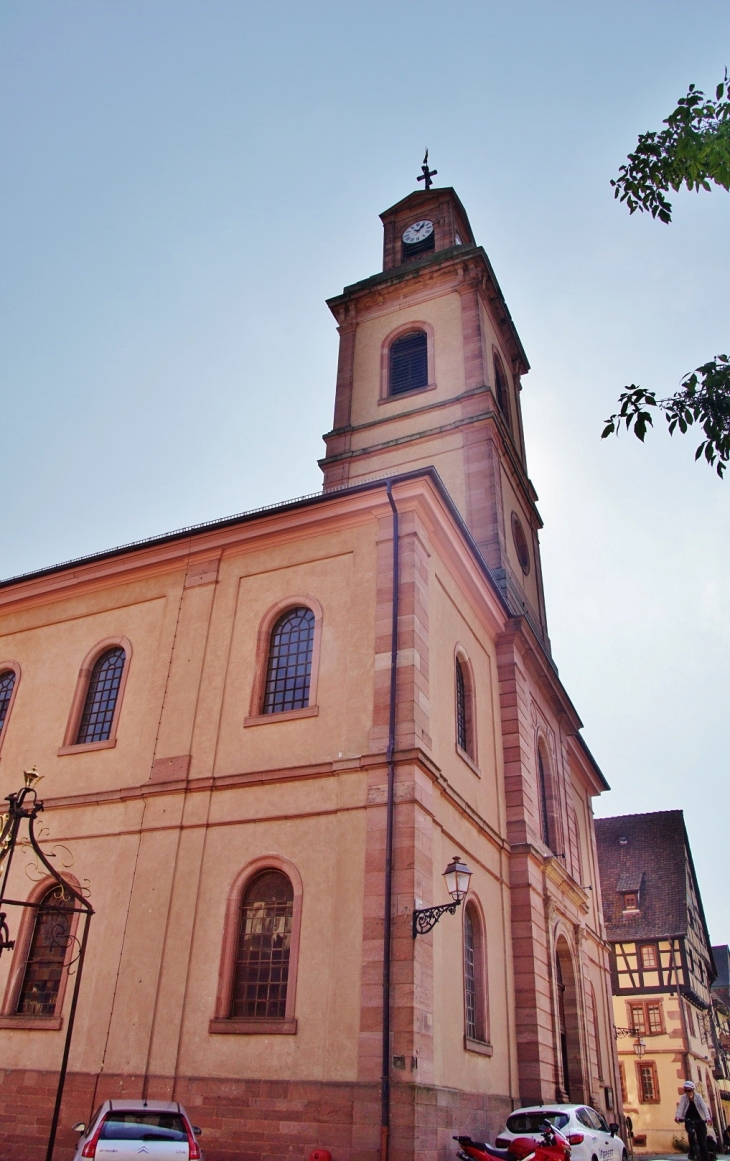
[0,772,94,1161]
[412,898,461,937]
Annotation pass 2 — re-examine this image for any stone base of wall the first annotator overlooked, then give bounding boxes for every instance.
[0,1069,513,1161]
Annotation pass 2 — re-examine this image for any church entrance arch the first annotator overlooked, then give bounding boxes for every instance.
[555,936,585,1103]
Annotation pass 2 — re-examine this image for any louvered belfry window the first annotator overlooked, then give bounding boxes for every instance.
[0,670,16,733]
[232,871,294,1019]
[494,355,511,425]
[16,884,73,1016]
[76,647,126,744]
[263,607,315,714]
[389,330,428,396]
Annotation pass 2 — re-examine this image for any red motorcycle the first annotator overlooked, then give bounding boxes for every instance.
[455,1120,572,1161]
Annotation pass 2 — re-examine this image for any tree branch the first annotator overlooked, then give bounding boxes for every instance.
[602,356,730,477]
[611,73,730,222]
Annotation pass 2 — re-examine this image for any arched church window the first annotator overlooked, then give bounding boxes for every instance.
[76,647,126,744]
[262,607,315,714]
[389,330,428,396]
[464,901,487,1042]
[16,884,73,1016]
[455,655,475,760]
[231,870,294,1019]
[537,744,554,852]
[0,669,17,734]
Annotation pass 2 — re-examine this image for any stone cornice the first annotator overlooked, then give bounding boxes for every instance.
[327,244,529,375]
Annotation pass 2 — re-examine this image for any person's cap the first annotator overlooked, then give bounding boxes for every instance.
[684,1081,696,1090]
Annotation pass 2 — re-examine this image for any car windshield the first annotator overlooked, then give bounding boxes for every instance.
[100,1112,188,1141]
[506,1113,570,1134]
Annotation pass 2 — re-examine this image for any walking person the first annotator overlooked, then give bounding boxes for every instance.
[676,1081,713,1161]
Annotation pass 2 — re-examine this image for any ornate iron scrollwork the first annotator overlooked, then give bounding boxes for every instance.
[0,770,94,1161]
[412,899,461,937]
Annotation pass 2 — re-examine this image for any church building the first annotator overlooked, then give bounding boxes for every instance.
[0,182,619,1161]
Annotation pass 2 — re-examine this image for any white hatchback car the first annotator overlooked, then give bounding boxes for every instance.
[496,1105,627,1161]
[71,1099,203,1160]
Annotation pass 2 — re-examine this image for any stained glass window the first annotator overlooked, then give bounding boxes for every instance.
[389,331,428,395]
[0,669,16,733]
[232,871,293,1019]
[16,884,73,1016]
[262,608,314,714]
[76,648,125,744]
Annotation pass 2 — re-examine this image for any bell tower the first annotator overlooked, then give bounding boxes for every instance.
[320,184,550,643]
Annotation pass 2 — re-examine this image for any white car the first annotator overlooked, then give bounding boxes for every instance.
[496,1105,627,1161]
[71,1099,203,1160]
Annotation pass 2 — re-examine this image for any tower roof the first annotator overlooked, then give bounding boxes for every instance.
[379,186,474,236]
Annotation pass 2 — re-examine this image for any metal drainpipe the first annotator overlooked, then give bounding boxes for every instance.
[380,480,399,1161]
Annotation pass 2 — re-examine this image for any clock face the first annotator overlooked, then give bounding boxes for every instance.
[402,219,434,245]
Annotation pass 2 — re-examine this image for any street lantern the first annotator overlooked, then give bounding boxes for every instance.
[633,1036,647,1058]
[413,856,473,937]
[443,855,472,902]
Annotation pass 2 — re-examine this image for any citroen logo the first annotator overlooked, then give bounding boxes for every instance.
[137,1149,149,1155]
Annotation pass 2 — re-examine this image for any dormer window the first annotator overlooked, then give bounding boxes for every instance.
[617,870,643,913]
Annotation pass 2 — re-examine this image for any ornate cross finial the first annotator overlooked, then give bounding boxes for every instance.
[417,149,437,190]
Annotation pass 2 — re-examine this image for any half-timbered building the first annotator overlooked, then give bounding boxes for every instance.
[595,811,726,1152]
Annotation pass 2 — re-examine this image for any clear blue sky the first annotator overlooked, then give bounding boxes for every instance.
[1,1,728,940]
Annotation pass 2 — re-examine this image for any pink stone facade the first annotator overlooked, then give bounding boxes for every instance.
[0,188,619,1161]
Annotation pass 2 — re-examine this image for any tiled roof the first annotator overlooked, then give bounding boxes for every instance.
[595,811,690,941]
[713,945,730,989]
[616,870,644,894]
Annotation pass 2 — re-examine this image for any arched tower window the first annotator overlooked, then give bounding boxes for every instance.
[464,901,487,1043]
[389,330,428,396]
[262,607,315,714]
[0,669,17,734]
[16,884,73,1016]
[231,870,294,1019]
[493,353,512,431]
[455,655,475,760]
[75,647,126,745]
